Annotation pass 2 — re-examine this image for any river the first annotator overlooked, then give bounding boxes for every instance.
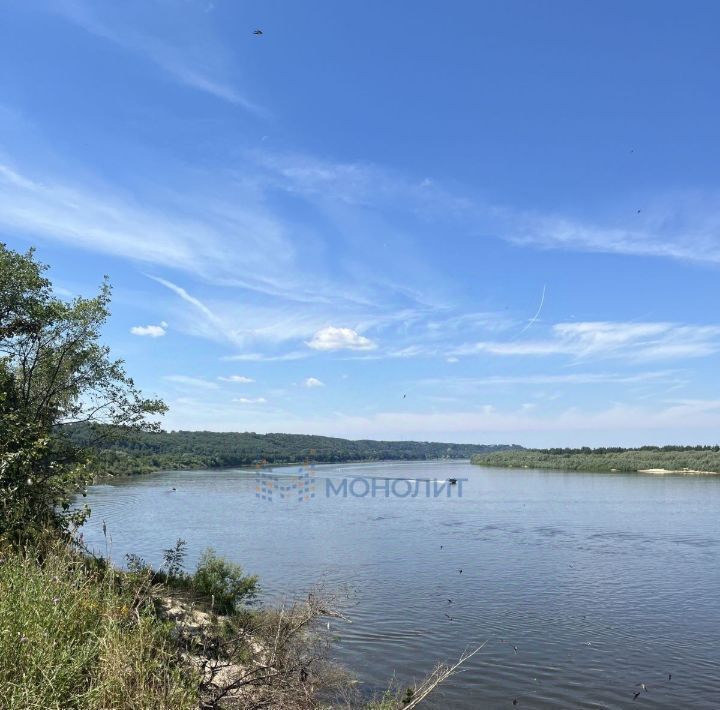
[80,460,720,709]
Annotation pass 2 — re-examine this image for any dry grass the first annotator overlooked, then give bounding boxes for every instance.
[0,541,198,710]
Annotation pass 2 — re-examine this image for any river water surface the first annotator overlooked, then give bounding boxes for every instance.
[81,460,720,709]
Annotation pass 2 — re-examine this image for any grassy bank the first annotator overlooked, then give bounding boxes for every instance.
[0,539,346,709]
[0,542,197,710]
[1,539,462,709]
[471,446,720,473]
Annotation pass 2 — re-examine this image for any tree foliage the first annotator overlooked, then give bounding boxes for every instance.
[0,244,165,541]
[62,422,521,476]
[472,445,720,473]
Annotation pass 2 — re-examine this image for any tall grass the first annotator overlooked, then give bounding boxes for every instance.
[0,542,198,710]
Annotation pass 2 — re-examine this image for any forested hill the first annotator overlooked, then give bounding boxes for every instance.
[63,424,521,476]
[472,446,720,473]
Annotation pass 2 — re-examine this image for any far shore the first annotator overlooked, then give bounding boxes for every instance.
[93,456,471,482]
[637,467,720,475]
[472,449,720,476]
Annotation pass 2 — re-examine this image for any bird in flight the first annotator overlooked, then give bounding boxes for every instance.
[633,691,641,701]
[253,29,263,35]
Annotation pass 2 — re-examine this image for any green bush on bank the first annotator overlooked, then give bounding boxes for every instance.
[192,548,258,615]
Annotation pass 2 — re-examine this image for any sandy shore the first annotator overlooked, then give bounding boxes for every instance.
[638,468,720,475]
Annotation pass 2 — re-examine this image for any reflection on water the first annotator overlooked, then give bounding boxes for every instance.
[81,461,720,709]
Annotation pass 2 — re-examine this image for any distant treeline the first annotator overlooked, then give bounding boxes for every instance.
[471,445,720,473]
[61,423,521,477]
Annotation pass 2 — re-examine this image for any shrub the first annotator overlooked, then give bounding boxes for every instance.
[192,548,258,614]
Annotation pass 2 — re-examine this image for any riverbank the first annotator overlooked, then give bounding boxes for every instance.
[637,468,720,475]
[62,423,518,479]
[1,534,461,709]
[0,539,386,709]
[471,446,720,474]
[92,455,474,483]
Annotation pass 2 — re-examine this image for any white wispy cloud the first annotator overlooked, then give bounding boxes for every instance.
[306,326,376,351]
[303,377,324,388]
[0,163,300,297]
[233,397,266,404]
[454,322,720,361]
[54,0,263,113]
[264,152,720,271]
[499,197,720,267]
[249,150,720,273]
[221,352,310,362]
[255,151,471,216]
[164,375,218,389]
[130,322,167,337]
[218,375,254,383]
[421,371,683,387]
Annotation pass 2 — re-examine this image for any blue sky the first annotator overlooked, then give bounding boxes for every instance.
[2,0,720,446]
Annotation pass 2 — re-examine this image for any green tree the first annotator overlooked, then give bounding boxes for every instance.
[0,244,166,542]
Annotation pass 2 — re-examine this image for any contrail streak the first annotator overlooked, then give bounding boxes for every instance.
[518,284,546,335]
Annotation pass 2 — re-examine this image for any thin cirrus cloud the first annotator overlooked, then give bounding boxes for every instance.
[130,321,167,337]
[218,375,254,383]
[163,375,218,390]
[416,371,687,396]
[222,352,310,362]
[6,151,393,318]
[260,152,720,270]
[0,163,316,302]
[504,206,720,267]
[53,0,264,114]
[306,326,376,351]
[453,321,720,361]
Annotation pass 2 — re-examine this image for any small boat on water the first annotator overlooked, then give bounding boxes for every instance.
[448,477,458,485]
